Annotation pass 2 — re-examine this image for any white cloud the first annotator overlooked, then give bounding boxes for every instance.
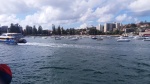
[116,14,138,23]
[79,23,88,29]
[129,0,150,12]
[116,14,127,22]
[0,14,20,26]
[98,14,114,23]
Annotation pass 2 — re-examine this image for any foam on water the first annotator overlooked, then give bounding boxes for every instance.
[18,42,101,50]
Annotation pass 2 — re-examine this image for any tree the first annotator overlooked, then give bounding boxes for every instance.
[52,24,56,35]
[57,26,61,35]
[88,27,97,35]
[32,25,37,35]
[9,23,22,33]
[38,25,43,35]
[72,28,75,35]
[25,25,32,35]
[42,30,49,35]
[61,27,65,35]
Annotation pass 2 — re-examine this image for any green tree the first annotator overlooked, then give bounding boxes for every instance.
[38,25,43,35]
[61,27,65,35]
[32,25,38,35]
[9,23,22,33]
[25,25,32,35]
[57,26,61,35]
[52,24,56,35]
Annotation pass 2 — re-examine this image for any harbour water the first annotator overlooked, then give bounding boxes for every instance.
[0,37,150,84]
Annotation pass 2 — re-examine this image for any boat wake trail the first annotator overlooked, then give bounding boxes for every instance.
[18,42,100,49]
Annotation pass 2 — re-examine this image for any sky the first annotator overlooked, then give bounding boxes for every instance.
[0,0,150,29]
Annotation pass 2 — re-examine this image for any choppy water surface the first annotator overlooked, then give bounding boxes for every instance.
[0,37,150,84]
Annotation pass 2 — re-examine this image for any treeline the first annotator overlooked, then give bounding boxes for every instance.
[5,23,123,36]
[52,25,76,35]
[52,26,123,35]
[23,25,50,36]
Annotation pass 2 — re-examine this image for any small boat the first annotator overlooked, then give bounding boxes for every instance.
[117,36,127,39]
[42,37,48,39]
[55,37,61,40]
[133,36,145,40]
[91,36,97,39]
[117,38,130,42]
[18,38,27,43]
[143,37,150,41]
[97,37,103,41]
[70,37,79,41]
[143,39,150,41]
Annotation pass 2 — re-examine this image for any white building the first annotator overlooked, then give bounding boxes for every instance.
[104,23,114,32]
[115,23,121,29]
[96,24,104,32]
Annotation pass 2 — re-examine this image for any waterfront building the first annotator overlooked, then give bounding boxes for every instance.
[96,24,104,32]
[104,22,122,32]
[104,23,114,32]
[139,29,150,36]
[116,23,121,29]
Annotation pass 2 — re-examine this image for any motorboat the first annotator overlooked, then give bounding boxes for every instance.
[55,36,61,40]
[70,37,79,41]
[91,36,97,39]
[42,37,48,39]
[117,36,127,39]
[143,39,150,41]
[97,37,103,41]
[0,33,27,44]
[117,38,130,42]
[143,37,150,41]
[133,36,145,40]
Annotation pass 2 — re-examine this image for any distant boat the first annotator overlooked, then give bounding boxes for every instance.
[55,37,61,40]
[143,39,150,41]
[91,36,97,39]
[42,37,48,39]
[117,38,130,42]
[117,36,127,39]
[133,36,145,40]
[143,37,150,41]
[70,37,79,41]
[97,37,103,41]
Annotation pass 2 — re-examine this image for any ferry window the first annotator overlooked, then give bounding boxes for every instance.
[2,34,6,36]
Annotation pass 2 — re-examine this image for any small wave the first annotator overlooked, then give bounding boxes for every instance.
[138,62,150,67]
[119,55,127,56]
[124,74,138,78]
[39,66,72,70]
[132,61,150,67]
[113,79,125,82]
[82,69,95,72]
[34,61,45,63]
[93,71,104,74]
[128,67,147,73]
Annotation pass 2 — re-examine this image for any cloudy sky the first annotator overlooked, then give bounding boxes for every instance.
[0,0,149,29]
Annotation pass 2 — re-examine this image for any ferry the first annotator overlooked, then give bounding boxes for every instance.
[0,33,27,44]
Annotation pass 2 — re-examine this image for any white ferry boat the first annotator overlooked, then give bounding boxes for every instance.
[0,33,27,44]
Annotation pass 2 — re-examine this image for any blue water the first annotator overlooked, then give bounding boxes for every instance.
[0,37,150,84]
